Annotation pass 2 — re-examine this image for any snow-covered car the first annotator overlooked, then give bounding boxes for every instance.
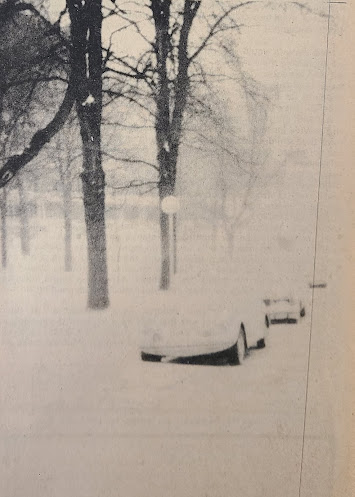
[309,281,327,289]
[139,288,268,365]
[263,297,306,326]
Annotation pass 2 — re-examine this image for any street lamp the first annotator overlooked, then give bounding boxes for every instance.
[161,195,180,280]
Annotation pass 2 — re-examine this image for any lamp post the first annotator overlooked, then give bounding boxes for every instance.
[161,195,180,284]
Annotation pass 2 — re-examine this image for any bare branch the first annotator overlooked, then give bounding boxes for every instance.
[107,180,158,191]
[189,1,255,62]
[102,151,158,171]
[102,120,154,130]
[0,81,75,187]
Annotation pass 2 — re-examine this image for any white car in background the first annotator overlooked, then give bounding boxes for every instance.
[263,297,306,326]
[309,281,327,289]
[139,287,268,365]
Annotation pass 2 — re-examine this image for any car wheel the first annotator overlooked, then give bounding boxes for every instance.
[141,351,162,362]
[256,338,266,349]
[265,315,270,328]
[229,326,246,365]
[300,307,306,318]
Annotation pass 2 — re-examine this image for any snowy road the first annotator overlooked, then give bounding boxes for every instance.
[1,293,338,497]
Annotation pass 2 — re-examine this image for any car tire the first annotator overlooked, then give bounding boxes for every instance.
[141,351,161,362]
[256,338,266,349]
[229,326,246,365]
[265,315,270,328]
[300,307,306,318]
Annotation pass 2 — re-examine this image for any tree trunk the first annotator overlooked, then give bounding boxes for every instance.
[68,0,109,309]
[63,180,72,272]
[152,0,199,290]
[78,99,109,309]
[159,208,170,289]
[153,2,172,291]
[158,154,175,289]
[0,187,7,268]
[17,176,30,255]
[81,154,109,309]
[158,148,181,289]
[173,213,177,274]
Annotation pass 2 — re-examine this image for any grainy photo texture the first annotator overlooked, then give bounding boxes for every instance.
[0,1,353,496]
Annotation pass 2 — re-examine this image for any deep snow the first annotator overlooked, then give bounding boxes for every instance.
[0,213,340,497]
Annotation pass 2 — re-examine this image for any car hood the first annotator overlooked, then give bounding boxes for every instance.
[138,291,241,350]
[264,299,300,313]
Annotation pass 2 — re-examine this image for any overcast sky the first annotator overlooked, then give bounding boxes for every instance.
[44,0,334,288]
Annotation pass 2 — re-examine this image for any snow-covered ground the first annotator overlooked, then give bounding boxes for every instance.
[0,209,345,497]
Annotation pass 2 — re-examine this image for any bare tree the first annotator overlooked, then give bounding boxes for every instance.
[0,0,70,265]
[65,0,111,308]
[43,116,82,272]
[16,174,30,255]
[104,0,257,289]
[0,187,7,267]
[216,45,271,259]
[0,0,109,308]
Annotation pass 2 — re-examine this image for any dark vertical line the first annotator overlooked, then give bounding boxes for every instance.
[173,213,177,274]
[1,187,7,268]
[298,3,331,497]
